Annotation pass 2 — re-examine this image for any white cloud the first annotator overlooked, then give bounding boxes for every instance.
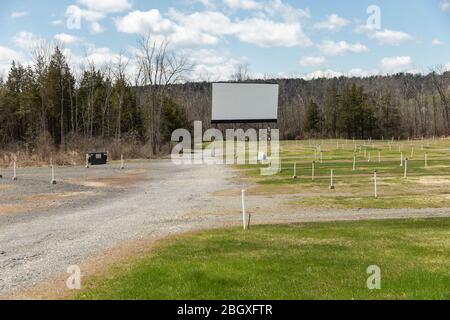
[370,29,414,45]
[441,1,450,11]
[116,8,311,48]
[77,0,132,13]
[12,31,40,49]
[54,33,81,45]
[232,18,311,47]
[0,46,25,79]
[223,0,262,10]
[299,56,326,67]
[52,20,63,25]
[432,39,445,45]
[380,56,413,73]
[11,11,29,18]
[314,14,350,31]
[184,48,246,81]
[318,40,369,56]
[65,5,106,34]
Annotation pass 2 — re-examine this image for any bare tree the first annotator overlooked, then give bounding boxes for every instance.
[232,63,250,82]
[431,66,450,134]
[32,40,52,134]
[136,33,191,154]
[112,52,129,141]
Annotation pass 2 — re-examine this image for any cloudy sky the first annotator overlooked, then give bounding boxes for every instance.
[0,0,449,81]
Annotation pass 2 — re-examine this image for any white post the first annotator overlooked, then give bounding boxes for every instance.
[12,161,17,181]
[378,151,381,163]
[353,154,356,171]
[51,165,56,185]
[400,152,403,167]
[120,154,125,170]
[329,169,335,189]
[425,153,428,169]
[374,171,378,198]
[85,154,89,168]
[241,190,247,230]
[404,158,408,179]
[312,161,315,181]
[368,152,371,162]
[293,162,297,179]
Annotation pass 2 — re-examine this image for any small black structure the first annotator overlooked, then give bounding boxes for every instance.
[87,152,108,165]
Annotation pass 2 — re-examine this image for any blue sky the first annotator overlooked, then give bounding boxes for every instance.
[0,0,449,80]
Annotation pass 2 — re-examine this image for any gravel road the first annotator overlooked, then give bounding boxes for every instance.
[0,160,449,297]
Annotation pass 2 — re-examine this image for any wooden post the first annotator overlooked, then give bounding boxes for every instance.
[12,161,17,181]
[241,190,247,230]
[374,170,378,198]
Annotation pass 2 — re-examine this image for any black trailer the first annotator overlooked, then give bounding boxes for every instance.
[87,152,108,165]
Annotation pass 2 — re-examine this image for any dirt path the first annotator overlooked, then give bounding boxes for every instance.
[1,160,449,298]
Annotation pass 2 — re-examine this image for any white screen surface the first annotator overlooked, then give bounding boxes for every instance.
[212,83,279,122]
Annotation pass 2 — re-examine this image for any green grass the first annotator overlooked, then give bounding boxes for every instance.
[77,219,450,300]
[232,139,450,209]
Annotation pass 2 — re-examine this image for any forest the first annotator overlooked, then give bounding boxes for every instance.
[1,38,450,162]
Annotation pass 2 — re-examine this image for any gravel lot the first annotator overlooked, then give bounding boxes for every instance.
[0,160,449,297]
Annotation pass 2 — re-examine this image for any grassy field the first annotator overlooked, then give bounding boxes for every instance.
[235,138,450,209]
[77,219,450,300]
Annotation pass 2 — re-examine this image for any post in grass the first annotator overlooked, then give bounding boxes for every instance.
[400,152,403,167]
[353,154,356,171]
[12,161,17,181]
[50,165,57,185]
[329,168,335,190]
[241,189,248,230]
[293,162,297,179]
[85,154,89,168]
[368,152,371,162]
[404,158,408,179]
[374,170,378,198]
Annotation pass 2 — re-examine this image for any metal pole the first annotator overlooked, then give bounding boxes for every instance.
[12,161,17,181]
[404,158,408,179]
[374,171,378,198]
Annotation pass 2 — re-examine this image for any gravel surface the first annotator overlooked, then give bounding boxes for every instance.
[0,160,449,297]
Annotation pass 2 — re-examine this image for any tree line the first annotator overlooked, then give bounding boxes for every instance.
[1,38,450,156]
